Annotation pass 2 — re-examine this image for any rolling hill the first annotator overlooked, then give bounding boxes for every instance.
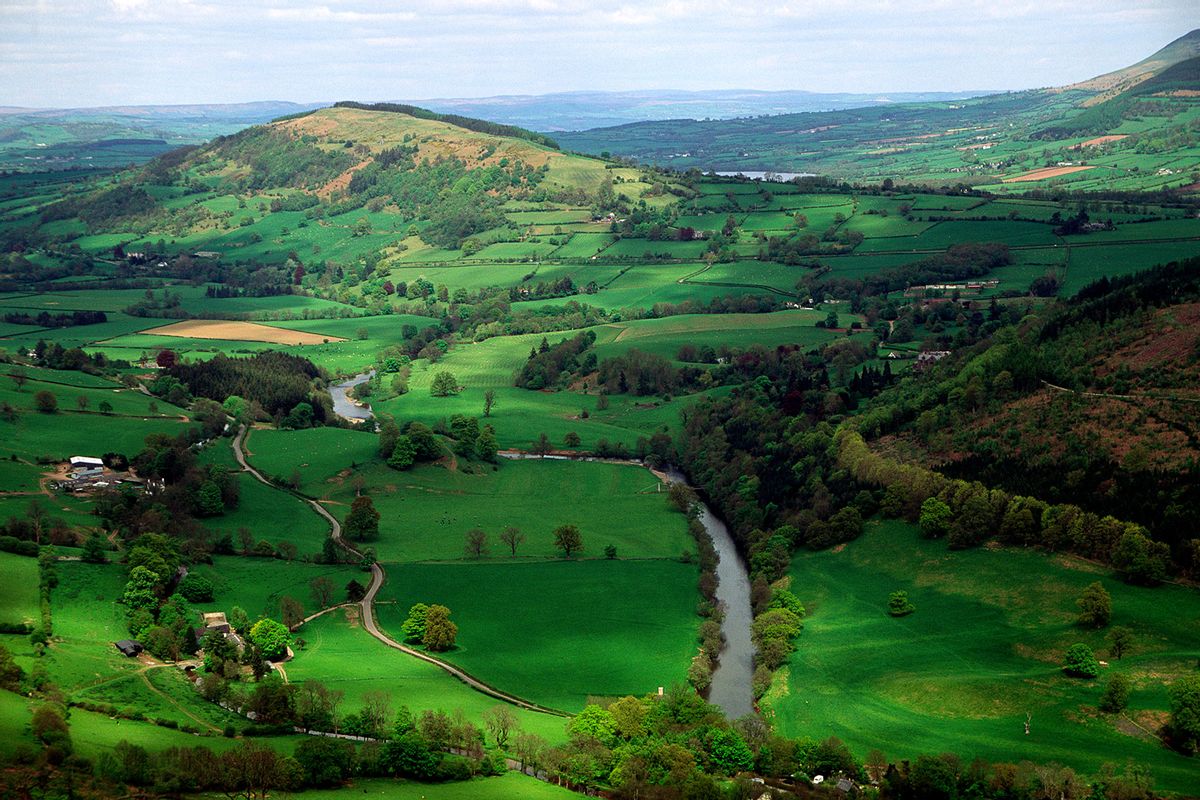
[556,30,1200,193]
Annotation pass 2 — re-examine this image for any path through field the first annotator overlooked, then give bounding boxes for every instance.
[231,425,566,716]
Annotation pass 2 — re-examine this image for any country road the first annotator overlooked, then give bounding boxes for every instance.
[231,425,565,716]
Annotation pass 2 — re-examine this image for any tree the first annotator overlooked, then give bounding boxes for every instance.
[280,596,305,629]
[422,604,457,651]
[99,399,113,414]
[918,497,952,539]
[310,576,334,608]
[483,388,496,417]
[0,643,25,691]
[178,573,214,603]
[476,426,498,462]
[1076,581,1112,628]
[156,349,178,368]
[401,603,430,643]
[564,431,581,448]
[531,432,552,455]
[1099,674,1131,713]
[229,606,250,633]
[430,371,459,397]
[387,435,417,470]
[346,579,366,602]
[554,524,583,557]
[76,395,89,411]
[344,495,380,541]
[482,705,517,747]
[294,737,356,786]
[249,618,291,660]
[1108,625,1134,660]
[1062,643,1101,678]
[1168,674,1200,753]
[464,528,488,558]
[196,480,225,517]
[34,390,57,413]
[1110,530,1170,586]
[10,368,27,392]
[81,532,108,563]
[887,590,915,617]
[500,525,525,556]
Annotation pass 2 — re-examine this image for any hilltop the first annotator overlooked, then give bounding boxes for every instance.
[557,30,1200,193]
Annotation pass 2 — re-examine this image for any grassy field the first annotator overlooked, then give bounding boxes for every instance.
[333,459,692,563]
[765,519,1200,794]
[375,558,699,712]
[243,426,381,494]
[287,611,567,743]
[0,552,39,627]
[189,555,366,621]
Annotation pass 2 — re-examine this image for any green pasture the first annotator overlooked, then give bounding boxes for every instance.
[0,494,98,530]
[593,310,849,362]
[200,471,333,557]
[337,458,690,563]
[0,552,39,626]
[243,426,381,494]
[288,612,566,743]
[372,328,704,450]
[376,558,699,712]
[190,555,366,622]
[0,407,193,463]
[766,519,1200,794]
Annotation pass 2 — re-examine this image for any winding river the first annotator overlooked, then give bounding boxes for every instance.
[329,371,375,422]
[501,454,757,718]
[663,466,754,719]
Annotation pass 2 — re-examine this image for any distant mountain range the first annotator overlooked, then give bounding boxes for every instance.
[554,29,1200,192]
[402,89,995,132]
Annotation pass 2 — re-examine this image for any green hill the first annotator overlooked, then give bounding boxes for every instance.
[557,31,1200,194]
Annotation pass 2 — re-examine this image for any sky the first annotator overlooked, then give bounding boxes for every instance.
[0,0,1197,108]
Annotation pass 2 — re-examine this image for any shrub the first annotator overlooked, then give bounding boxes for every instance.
[1099,674,1130,713]
[887,590,915,617]
[1062,643,1101,678]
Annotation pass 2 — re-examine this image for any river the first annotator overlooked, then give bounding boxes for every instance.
[663,466,754,719]
[328,371,375,422]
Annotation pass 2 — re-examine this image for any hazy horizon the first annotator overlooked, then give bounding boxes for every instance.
[1,1,1197,108]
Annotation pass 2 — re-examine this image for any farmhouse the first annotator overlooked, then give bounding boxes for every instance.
[69,456,104,477]
[114,640,143,658]
[914,350,952,372]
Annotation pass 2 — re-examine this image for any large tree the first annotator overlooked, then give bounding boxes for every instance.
[464,528,488,558]
[249,618,292,660]
[430,371,459,397]
[1169,674,1200,753]
[1076,581,1112,628]
[500,525,525,556]
[344,495,380,542]
[554,524,583,558]
[422,604,457,651]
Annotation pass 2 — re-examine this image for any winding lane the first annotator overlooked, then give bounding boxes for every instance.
[231,425,566,716]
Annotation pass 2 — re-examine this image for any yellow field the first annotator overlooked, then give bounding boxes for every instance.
[140,319,344,345]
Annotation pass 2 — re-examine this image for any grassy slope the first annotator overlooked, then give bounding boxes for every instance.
[375,559,699,713]
[765,519,1200,794]
[0,552,39,626]
[338,459,691,564]
[287,611,567,743]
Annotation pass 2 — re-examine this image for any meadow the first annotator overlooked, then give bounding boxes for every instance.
[287,611,568,742]
[765,519,1200,794]
[375,558,699,712]
[331,458,692,563]
[188,555,365,621]
[0,552,39,627]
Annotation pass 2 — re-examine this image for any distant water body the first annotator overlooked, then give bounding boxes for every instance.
[714,170,816,182]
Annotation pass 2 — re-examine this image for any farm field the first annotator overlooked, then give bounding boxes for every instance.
[140,318,347,345]
[765,519,1200,794]
[375,558,699,712]
[331,459,691,563]
[287,611,567,743]
[188,555,365,621]
[243,425,381,493]
[0,553,39,627]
